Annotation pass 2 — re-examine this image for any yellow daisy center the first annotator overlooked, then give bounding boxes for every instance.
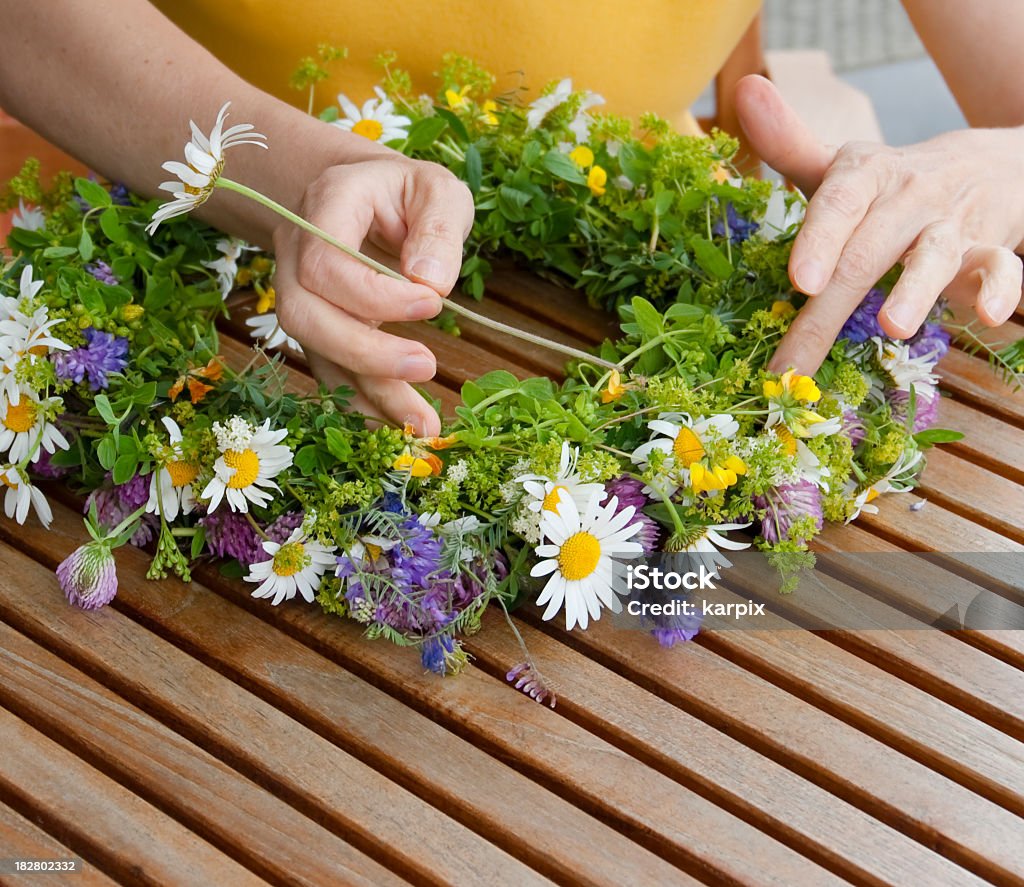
[272,541,307,577]
[865,488,880,503]
[1,474,18,490]
[166,460,199,488]
[223,448,260,489]
[558,531,602,581]
[3,400,37,433]
[542,484,569,513]
[352,119,384,141]
[672,427,705,467]
[774,425,798,457]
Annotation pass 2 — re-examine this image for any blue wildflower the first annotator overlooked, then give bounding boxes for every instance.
[839,289,886,343]
[907,322,950,360]
[421,634,456,674]
[54,327,128,390]
[713,203,759,244]
[86,261,118,286]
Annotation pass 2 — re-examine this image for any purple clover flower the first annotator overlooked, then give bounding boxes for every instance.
[604,476,661,554]
[200,510,263,567]
[887,385,940,432]
[841,408,866,448]
[752,479,824,545]
[32,445,70,479]
[713,203,759,244]
[85,472,157,546]
[54,327,128,391]
[57,540,118,609]
[86,261,118,286]
[839,289,886,344]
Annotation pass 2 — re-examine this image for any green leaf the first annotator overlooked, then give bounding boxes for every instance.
[631,296,664,339]
[78,228,94,262]
[41,246,77,259]
[689,236,733,280]
[464,143,482,194]
[324,427,354,461]
[318,106,340,123]
[913,428,965,446]
[497,184,532,222]
[294,444,321,475]
[94,395,116,425]
[475,369,519,392]
[96,439,117,472]
[74,177,112,208]
[432,106,470,143]
[99,207,128,243]
[404,116,448,151]
[112,456,138,483]
[542,150,586,185]
[191,526,207,559]
[461,380,485,408]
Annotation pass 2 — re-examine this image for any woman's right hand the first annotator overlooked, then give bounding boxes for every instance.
[272,154,475,438]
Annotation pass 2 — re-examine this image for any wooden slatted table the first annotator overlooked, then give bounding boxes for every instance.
[0,268,1021,886]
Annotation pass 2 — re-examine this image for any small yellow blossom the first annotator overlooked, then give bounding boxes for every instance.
[393,452,442,477]
[480,100,499,126]
[690,456,747,494]
[255,284,276,315]
[445,86,471,109]
[569,145,595,169]
[770,300,796,319]
[587,165,607,197]
[763,369,821,404]
[600,369,629,404]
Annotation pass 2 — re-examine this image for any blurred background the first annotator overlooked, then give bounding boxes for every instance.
[765,0,965,144]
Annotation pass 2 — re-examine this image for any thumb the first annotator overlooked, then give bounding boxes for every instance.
[400,169,475,296]
[734,75,836,196]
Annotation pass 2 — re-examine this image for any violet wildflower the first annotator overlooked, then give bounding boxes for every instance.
[650,605,703,647]
[109,182,132,206]
[86,472,158,546]
[421,634,461,675]
[507,661,557,707]
[86,261,118,286]
[31,445,70,479]
[266,511,304,545]
[58,539,118,609]
[713,203,759,244]
[605,476,661,553]
[53,327,129,391]
[841,408,866,448]
[839,289,886,343]
[753,479,824,545]
[888,385,940,432]
[907,322,951,361]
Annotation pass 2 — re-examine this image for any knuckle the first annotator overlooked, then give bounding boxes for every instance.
[816,180,865,219]
[915,226,958,258]
[834,240,877,283]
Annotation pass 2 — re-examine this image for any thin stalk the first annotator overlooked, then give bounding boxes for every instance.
[215,177,617,370]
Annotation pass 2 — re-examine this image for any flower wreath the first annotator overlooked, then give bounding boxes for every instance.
[2,54,1019,702]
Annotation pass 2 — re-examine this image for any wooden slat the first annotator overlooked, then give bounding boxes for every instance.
[0,529,549,887]
[461,611,989,886]
[515,611,1024,885]
[0,709,265,886]
[0,802,116,887]
[937,350,1024,427]
[936,397,1024,485]
[0,617,403,887]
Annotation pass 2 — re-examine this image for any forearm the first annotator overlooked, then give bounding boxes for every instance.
[0,0,388,247]
[902,0,1024,128]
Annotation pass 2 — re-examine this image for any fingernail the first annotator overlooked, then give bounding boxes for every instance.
[409,257,446,286]
[406,296,442,320]
[794,260,825,294]
[885,300,914,332]
[397,353,436,380]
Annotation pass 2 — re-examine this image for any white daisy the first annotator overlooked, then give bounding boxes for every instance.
[631,412,739,496]
[0,464,52,527]
[202,237,249,299]
[246,311,303,353]
[758,186,805,241]
[846,449,924,523]
[147,102,267,235]
[873,338,941,393]
[526,78,573,130]
[770,425,832,490]
[246,527,337,606]
[11,199,45,232]
[671,522,751,578]
[332,87,411,143]
[146,417,199,521]
[201,416,293,513]
[567,90,605,143]
[530,492,644,631]
[517,441,607,517]
[0,268,70,405]
[0,387,68,464]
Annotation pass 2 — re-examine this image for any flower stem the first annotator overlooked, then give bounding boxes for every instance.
[215,177,617,370]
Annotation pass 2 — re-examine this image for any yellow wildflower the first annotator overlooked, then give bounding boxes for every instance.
[480,100,499,126]
[445,86,471,109]
[600,369,628,404]
[770,300,796,319]
[393,452,442,478]
[255,284,276,315]
[587,165,607,197]
[763,369,821,404]
[569,145,594,169]
[690,456,747,494]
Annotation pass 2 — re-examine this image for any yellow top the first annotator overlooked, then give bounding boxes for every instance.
[153,0,759,133]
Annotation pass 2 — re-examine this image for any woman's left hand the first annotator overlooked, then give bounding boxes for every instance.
[735,75,1024,374]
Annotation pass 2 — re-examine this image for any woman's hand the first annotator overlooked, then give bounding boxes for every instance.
[272,155,474,438]
[735,75,1024,374]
